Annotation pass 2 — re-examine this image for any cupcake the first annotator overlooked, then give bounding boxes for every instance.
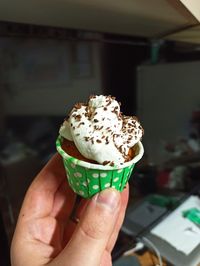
[56,95,144,198]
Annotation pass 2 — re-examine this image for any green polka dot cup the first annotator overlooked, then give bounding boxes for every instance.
[56,135,144,198]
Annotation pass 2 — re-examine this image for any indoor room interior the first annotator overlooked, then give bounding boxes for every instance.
[0,1,200,265]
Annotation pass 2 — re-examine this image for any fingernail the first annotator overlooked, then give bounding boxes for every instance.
[95,189,120,212]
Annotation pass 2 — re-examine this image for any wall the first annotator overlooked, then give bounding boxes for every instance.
[1,38,103,116]
[137,61,200,164]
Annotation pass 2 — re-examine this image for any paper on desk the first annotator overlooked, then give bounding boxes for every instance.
[151,196,200,255]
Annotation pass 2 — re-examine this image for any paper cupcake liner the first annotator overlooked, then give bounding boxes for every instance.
[56,135,144,198]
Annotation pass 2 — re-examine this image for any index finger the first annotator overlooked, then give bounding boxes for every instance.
[19,153,68,220]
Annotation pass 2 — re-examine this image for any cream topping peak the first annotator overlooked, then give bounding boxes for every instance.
[59,95,143,166]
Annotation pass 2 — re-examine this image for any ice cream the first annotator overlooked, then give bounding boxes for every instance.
[59,95,143,167]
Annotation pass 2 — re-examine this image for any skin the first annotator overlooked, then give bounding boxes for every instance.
[11,154,129,266]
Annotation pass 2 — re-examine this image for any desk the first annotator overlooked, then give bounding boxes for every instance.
[147,196,200,266]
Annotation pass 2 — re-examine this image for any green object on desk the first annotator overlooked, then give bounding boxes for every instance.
[148,194,179,208]
[182,208,200,225]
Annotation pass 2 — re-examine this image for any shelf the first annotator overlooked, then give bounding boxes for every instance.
[0,0,200,42]
[163,152,200,169]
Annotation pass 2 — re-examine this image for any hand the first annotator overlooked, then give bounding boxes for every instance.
[11,154,129,266]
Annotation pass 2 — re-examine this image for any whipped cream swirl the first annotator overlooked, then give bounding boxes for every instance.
[59,95,143,166]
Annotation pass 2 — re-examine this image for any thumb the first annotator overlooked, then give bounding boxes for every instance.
[55,189,121,266]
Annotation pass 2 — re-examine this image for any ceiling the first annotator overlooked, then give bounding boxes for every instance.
[0,0,200,43]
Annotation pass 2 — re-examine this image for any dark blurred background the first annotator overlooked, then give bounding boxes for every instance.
[0,1,200,265]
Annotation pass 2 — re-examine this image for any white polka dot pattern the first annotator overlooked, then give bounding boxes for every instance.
[71,163,76,168]
[74,172,82,177]
[79,190,85,196]
[100,173,107,178]
[117,169,123,173]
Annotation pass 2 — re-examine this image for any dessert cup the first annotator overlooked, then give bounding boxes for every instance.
[56,135,144,198]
